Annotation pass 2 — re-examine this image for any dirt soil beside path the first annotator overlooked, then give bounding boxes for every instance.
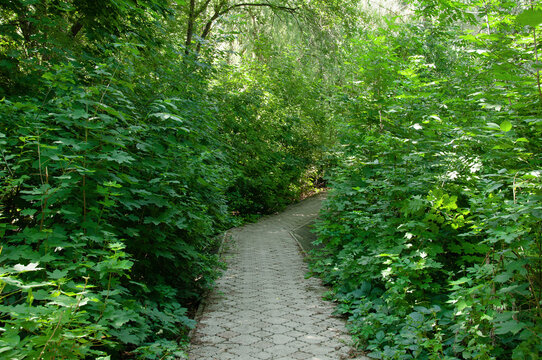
[188,194,369,360]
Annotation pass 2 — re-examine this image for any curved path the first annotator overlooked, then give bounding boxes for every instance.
[189,195,366,360]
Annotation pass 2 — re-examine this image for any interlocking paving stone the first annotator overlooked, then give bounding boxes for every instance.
[189,194,369,359]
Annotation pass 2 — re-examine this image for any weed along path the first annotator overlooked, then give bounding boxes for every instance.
[188,194,368,360]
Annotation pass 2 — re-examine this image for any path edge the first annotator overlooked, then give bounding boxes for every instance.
[289,230,308,257]
[187,230,231,341]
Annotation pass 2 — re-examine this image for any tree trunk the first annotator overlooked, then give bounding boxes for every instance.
[185,0,196,54]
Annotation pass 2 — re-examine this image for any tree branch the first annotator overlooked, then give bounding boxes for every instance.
[218,2,298,17]
[196,2,299,52]
[200,10,222,41]
[195,0,213,18]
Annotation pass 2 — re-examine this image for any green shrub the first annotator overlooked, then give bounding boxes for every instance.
[309,8,542,359]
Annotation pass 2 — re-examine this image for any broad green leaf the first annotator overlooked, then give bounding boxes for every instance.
[20,209,37,216]
[104,150,134,164]
[47,269,69,280]
[495,320,524,335]
[13,263,42,272]
[516,9,542,27]
[494,273,512,283]
[409,312,424,323]
[486,122,501,130]
[500,120,512,132]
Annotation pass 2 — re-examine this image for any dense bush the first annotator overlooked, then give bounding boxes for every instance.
[310,3,542,359]
[0,54,229,358]
[0,1,327,358]
[216,57,324,214]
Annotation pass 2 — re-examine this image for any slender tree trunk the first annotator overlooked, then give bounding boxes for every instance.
[196,0,227,53]
[530,0,542,104]
[185,0,196,54]
[533,28,542,103]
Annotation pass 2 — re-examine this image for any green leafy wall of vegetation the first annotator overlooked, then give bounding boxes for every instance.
[2,0,542,359]
[310,1,542,359]
[0,1,328,358]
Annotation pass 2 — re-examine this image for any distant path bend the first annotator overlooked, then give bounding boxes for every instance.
[189,194,366,360]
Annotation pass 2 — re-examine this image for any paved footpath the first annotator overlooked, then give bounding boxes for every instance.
[189,194,368,360]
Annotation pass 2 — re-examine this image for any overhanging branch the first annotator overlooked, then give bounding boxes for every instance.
[196,2,299,52]
[218,3,299,17]
[195,0,213,18]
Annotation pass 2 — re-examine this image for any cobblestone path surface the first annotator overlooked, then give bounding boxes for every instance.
[189,194,367,360]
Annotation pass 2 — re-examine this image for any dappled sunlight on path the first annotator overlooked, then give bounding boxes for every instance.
[188,194,368,360]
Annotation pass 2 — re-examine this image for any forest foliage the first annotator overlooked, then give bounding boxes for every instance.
[1,0,541,359]
[309,0,542,359]
[0,1,329,358]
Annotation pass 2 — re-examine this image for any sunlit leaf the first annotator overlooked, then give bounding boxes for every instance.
[516,9,542,27]
[500,120,512,132]
[13,263,42,272]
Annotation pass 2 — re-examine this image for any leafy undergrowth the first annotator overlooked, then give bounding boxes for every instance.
[309,4,542,360]
[0,58,228,359]
[0,2,327,359]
